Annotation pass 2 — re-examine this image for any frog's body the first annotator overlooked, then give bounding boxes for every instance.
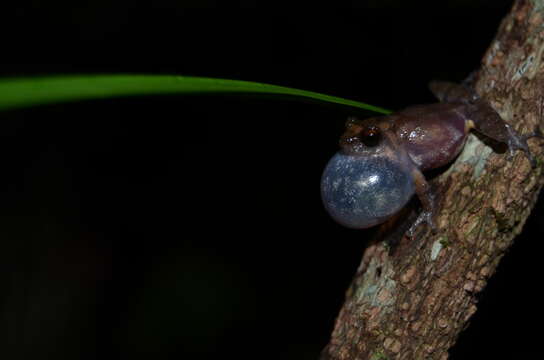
[321,80,540,235]
[393,103,468,170]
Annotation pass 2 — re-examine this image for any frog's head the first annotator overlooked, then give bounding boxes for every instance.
[339,116,393,156]
[320,116,416,229]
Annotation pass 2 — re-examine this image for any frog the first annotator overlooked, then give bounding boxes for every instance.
[320,79,541,236]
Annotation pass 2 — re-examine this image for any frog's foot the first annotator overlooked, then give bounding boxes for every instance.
[505,124,542,167]
[406,209,437,238]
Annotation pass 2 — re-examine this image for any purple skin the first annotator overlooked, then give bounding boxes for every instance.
[321,81,540,236]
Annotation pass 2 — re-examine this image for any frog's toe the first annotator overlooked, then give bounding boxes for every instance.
[505,125,541,167]
[406,210,437,238]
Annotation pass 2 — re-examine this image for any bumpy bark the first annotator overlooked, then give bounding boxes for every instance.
[321,1,544,359]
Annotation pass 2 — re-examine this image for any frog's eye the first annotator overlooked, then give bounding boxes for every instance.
[360,126,381,147]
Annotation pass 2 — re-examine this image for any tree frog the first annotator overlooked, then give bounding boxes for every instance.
[321,80,540,236]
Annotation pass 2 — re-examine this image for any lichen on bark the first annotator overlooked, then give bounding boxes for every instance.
[321,1,544,359]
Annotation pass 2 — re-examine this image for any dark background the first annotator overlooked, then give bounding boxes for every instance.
[0,1,541,359]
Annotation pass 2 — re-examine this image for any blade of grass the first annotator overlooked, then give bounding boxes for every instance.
[0,74,391,114]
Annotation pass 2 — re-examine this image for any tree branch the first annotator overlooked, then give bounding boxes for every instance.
[321,1,544,359]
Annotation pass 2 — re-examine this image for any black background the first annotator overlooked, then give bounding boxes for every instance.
[0,1,541,359]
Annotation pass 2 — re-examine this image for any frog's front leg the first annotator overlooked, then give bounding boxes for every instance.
[430,80,542,167]
[407,168,437,237]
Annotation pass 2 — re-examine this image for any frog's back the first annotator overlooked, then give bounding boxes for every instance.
[393,103,469,170]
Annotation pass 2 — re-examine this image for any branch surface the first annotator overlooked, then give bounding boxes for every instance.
[322,1,544,359]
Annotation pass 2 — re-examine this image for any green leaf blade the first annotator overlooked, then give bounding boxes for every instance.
[0,74,391,114]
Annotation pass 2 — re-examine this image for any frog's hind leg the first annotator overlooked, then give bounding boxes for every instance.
[503,122,543,166]
[429,80,478,104]
[430,79,542,167]
[465,99,542,167]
